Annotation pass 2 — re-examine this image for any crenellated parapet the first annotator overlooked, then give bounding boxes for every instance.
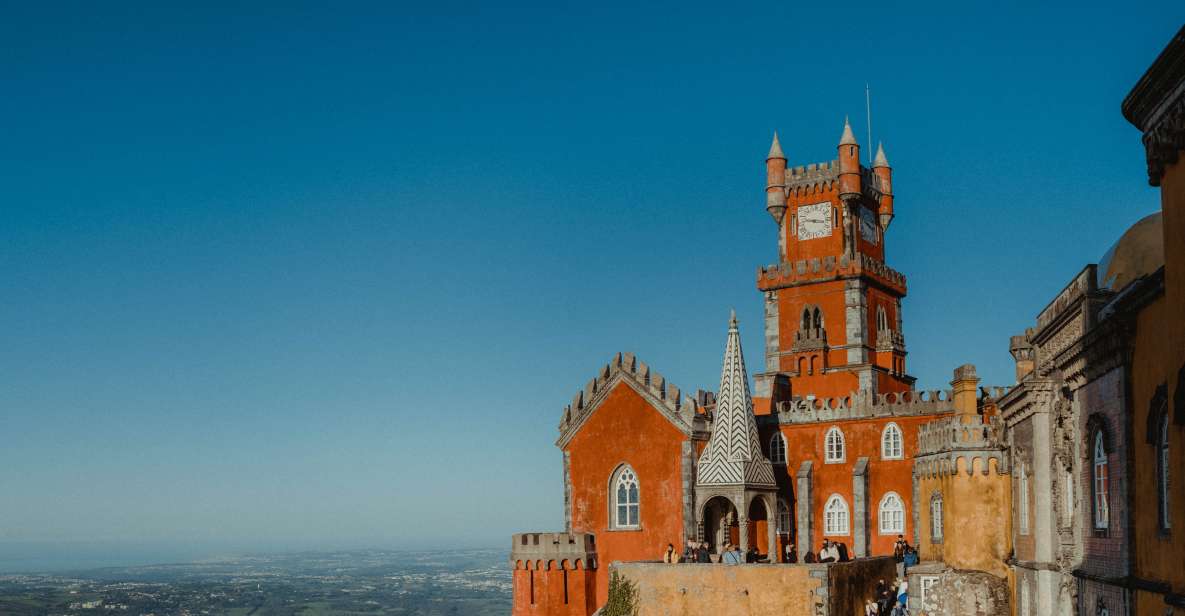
[914,414,1008,478]
[756,252,907,294]
[511,532,598,570]
[556,352,710,448]
[777,160,886,207]
[768,387,1010,425]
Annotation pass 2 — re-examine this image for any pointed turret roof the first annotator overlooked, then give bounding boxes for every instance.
[839,116,858,146]
[695,311,776,487]
[873,141,890,168]
[767,132,785,160]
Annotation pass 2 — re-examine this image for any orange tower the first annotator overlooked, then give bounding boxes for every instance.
[754,120,913,412]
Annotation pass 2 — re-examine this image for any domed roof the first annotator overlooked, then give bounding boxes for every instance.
[1097,212,1164,290]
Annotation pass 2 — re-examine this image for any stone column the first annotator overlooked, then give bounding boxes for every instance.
[796,461,814,560]
[853,457,870,557]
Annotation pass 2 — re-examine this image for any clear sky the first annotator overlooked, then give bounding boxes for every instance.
[2,2,1181,571]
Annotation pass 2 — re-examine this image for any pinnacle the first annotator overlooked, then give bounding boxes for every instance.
[839,116,858,146]
[767,132,785,160]
[729,308,738,329]
[874,141,890,168]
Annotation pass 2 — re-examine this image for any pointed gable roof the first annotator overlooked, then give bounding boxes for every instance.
[695,311,776,487]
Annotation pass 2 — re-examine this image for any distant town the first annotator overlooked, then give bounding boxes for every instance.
[0,549,510,616]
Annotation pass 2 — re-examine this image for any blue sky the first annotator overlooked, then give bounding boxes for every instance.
[1,2,1180,570]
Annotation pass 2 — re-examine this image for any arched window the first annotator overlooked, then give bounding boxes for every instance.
[824,427,845,463]
[877,306,888,332]
[1018,462,1030,535]
[1092,432,1109,530]
[824,494,849,535]
[769,432,787,465]
[802,308,811,331]
[930,492,944,541]
[881,423,903,459]
[813,308,823,330]
[611,465,640,529]
[1158,412,1171,531]
[776,500,791,534]
[878,492,905,534]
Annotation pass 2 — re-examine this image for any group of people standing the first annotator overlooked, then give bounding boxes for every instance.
[663,541,768,564]
[865,577,909,616]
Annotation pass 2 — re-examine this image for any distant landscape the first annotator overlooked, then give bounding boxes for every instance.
[0,549,511,615]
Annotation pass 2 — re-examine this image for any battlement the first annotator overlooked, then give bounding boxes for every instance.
[917,414,1004,456]
[785,160,840,190]
[557,352,708,442]
[756,253,907,294]
[771,387,1009,425]
[511,532,597,569]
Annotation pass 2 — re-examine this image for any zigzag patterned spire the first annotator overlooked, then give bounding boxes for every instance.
[696,311,776,487]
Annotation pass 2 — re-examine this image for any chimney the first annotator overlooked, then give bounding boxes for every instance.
[951,364,981,416]
[1009,331,1035,382]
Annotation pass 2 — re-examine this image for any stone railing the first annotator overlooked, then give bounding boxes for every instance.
[757,253,907,294]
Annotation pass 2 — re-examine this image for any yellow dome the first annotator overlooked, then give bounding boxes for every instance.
[1097,212,1164,290]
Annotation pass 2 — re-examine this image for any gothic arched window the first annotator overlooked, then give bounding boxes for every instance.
[881,422,903,459]
[769,432,787,465]
[812,307,823,330]
[878,492,905,534]
[1092,431,1109,530]
[610,465,640,529]
[824,494,849,535]
[1158,411,1171,531]
[776,499,791,534]
[877,306,888,332]
[824,427,845,463]
[802,308,811,331]
[930,492,944,542]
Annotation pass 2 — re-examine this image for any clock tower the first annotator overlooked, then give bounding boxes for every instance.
[753,120,913,413]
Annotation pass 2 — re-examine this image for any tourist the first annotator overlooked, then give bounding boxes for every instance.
[896,579,908,607]
[818,540,840,563]
[890,600,906,616]
[696,542,711,564]
[892,535,907,562]
[903,545,918,569]
[745,546,758,563]
[864,599,879,616]
[837,542,850,562]
[663,543,677,564]
[722,543,743,565]
[803,550,817,563]
[785,543,797,564]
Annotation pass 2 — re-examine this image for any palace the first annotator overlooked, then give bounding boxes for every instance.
[510,25,1185,616]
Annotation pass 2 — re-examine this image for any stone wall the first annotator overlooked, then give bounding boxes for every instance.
[610,558,895,616]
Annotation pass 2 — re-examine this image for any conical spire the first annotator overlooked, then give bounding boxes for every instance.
[695,312,776,487]
[767,132,785,160]
[839,116,858,146]
[873,141,890,168]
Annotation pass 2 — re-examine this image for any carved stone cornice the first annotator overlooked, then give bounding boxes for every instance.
[1123,25,1185,186]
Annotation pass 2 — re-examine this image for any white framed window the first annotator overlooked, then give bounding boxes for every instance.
[824,494,849,535]
[881,422,903,459]
[769,432,787,465]
[920,575,939,609]
[1019,463,1030,535]
[611,465,640,529]
[1158,412,1171,531]
[878,492,905,534]
[931,492,944,541]
[1092,432,1109,530]
[776,499,791,534]
[824,427,845,463]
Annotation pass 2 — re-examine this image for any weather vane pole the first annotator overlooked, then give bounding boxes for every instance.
[866,83,873,166]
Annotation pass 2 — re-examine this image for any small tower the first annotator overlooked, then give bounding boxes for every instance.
[766,133,787,224]
[837,117,862,200]
[873,142,894,231]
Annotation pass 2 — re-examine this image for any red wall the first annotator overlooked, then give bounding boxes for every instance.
[565,381,690,606]
[512,560,595,616]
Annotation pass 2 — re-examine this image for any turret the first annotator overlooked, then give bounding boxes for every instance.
[1009,331,1035,382]
[765,132,787,224]
[873,142,894,231]
[837,117,861,200]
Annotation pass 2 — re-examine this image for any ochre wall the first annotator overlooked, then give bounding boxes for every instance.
[565,381,689,607]
[916,458,1011,578]
[612,559,896,616]
[779,414,942,557]
[1130,157,1185,616]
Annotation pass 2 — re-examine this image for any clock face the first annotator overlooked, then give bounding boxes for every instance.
[796,202,832,241]
[859,207,879,245]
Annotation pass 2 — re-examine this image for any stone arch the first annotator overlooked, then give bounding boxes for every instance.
[701,495,740,554]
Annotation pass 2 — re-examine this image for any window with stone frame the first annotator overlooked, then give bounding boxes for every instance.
[776,499,791,534]
[881,422,903,459]
[610,465,640,529]
[930,491,944,542]
[1018,462,1030,535]
[1158,410,1171,532]
[823,494,849,535]
[878,492,905,534]
[769,432,787,465]
[1092,430,1110,531]
[824,426,845,463]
